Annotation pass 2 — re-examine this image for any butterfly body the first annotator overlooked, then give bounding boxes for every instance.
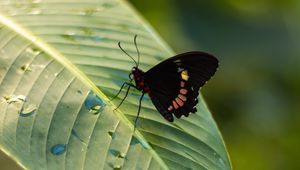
[131,67,150,93]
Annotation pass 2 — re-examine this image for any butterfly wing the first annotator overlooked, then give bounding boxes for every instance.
[144,51,218,122]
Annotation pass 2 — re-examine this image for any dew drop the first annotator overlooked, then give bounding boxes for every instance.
[118,152,125,158]
[51,144,66,155]
[62,31,77,41]
[26,47,41,55]
[218,158,226,167]
[84,92,105,114]
[113,165,122,170]
[91,35,104,41]
[109,149,119,156]
[108,130,116,139]
[130,137,139,145]
[19,104,36,117]
[20,64,32,72]
[2,95,27,104]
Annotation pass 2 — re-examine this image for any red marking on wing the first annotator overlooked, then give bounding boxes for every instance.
[172,101,179,109]
[180,89,187,95]
[175,97,184,106]
[178,94,187,101]
[180,81,185,87]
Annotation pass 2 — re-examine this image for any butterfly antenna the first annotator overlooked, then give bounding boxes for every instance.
[134,35,140,67]
[118,42,138,67]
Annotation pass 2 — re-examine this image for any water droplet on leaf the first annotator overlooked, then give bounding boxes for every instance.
[118,153,125,158]
[77,90,82,94]
[26,47,41,55]
[51,144,66,155]
[19,104,36,117]
[108,130,116,139]
[20,64,32,72]
[62,31,77,41]
[130,137,139,145]
[110,149,119,156]
[84,92,105,114]
[219,158,225,167]
[113,165,122,170]
[2,95,27,104]
[91,35,104,41]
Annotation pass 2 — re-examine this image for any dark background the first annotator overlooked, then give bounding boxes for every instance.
[129,0,300,169]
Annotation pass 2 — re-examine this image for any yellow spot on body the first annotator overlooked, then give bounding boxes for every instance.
[181,70,189,80]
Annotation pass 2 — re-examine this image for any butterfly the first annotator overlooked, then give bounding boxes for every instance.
[112,35,218,127]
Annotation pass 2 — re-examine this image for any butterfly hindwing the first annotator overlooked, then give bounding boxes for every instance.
[144,51,218,122]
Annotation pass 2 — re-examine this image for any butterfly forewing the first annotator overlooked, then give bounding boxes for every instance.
[145,51,218,122]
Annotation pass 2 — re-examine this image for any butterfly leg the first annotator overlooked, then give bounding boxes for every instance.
[110,82,133,101]
[114,82,136,110]
[134,93,145,131]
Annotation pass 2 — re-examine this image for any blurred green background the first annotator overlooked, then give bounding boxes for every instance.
[128,0,300,169]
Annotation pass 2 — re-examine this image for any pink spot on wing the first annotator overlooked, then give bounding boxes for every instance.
[178,94,187,101]
[180,89,187,95]
[180,81,185,87]
[172,101,179,109]
[168,106,173,111]
[175,97,184,106]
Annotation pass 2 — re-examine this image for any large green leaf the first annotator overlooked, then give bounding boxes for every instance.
[0,0,231,169]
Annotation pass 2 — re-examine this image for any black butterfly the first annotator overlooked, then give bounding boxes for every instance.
[112,35,218,126]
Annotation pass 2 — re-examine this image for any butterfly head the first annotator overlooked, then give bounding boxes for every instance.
[130,67,144,79]
[130,67,149,92]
